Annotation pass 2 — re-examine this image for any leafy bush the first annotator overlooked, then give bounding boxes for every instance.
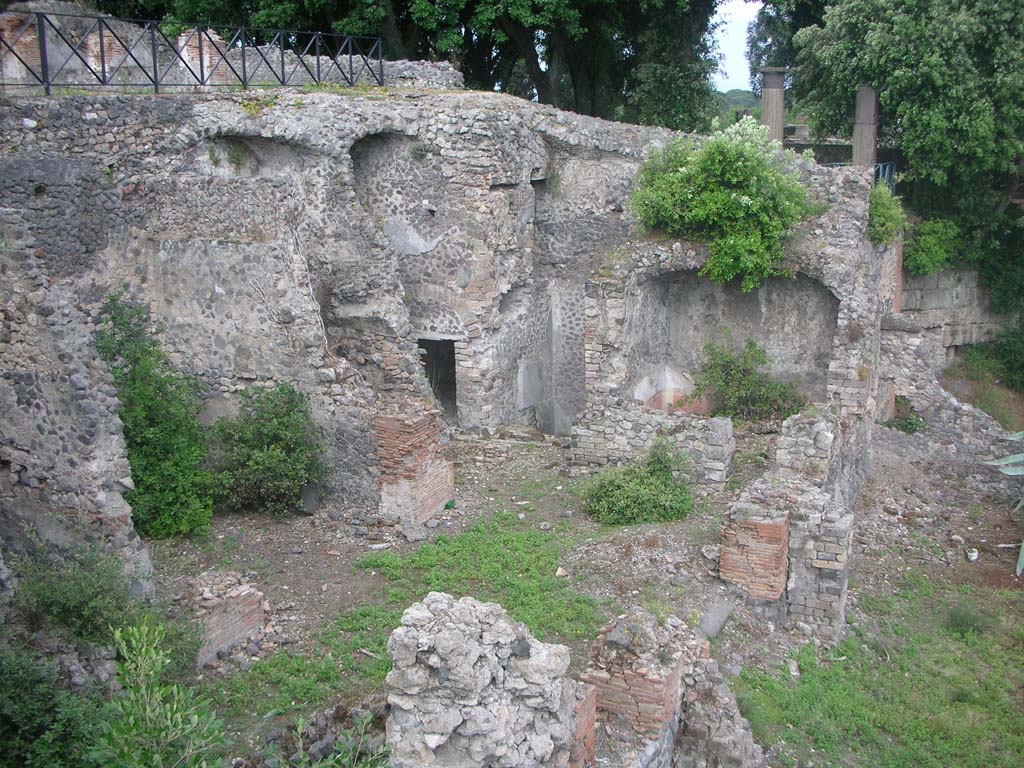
[994,326,1024,394]
[630,117,812,291]
[0,644,101,768]
[904,219,960,274]
[692,337,806,421]
[582,438,694,525]
[210,383,326,517]
[883,395,926,434]
[15,547,136,645]
[90,621,226,768]
[267,713,389,768]
[95,291,212,538]
[866,183,907,246]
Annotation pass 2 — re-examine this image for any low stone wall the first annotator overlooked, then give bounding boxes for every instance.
[186,570,269,667]
[385,592,589,768]
[569,402,734,488]
[374,405,454,540]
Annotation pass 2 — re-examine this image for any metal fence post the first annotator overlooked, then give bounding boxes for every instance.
[279,31,285,84]
[35,13,51,96]
[150,23,159,93]
[197,27,205,86]
[377,39,383,85]
[240,26,247,89]
[315,32,321,83]
[98,20,107,84]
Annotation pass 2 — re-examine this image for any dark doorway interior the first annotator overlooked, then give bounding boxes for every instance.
[418,339,457,420]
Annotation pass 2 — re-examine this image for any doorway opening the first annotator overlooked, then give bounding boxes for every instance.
[418,338,457,420]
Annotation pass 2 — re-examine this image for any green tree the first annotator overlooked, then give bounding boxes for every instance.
[745,0,825,90]
[792,0,1024,312]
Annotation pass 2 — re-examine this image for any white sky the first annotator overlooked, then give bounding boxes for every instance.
[712,0,762,92]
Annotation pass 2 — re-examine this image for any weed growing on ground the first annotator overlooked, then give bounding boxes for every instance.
[691,336,805,421]
[883,395,926,434]
[735,574,1024,767]
[942,342,1024,430]
[581,438,694,525]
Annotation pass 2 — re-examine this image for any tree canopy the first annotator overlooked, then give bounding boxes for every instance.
[790,0,1024,314]
[89,0,722,131]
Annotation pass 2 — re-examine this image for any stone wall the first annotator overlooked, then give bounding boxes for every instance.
[569,402,734,488]
[385,592,590,768]
[899,268,1010,348]
[719,410,854,637]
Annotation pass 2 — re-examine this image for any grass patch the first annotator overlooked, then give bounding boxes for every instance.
[941,344,1024,430]
[735,575,1024,768]
[883,395,927,434]
[218,512,600,720]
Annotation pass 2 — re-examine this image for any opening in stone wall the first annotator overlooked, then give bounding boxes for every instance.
[418,339,457,420]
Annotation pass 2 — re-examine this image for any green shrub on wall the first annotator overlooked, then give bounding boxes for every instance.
[995,327,1024,394]
[867,183,907,246]
[209,383,326,517]
[904,219,960,275]
[95,291,212,538]
[630,117,813,291]
[582,438,694,525]
[693,337,806,421]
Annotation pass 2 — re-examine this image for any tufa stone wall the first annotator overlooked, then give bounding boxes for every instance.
[385,592,591,768]
[898,268,1011,348]
[569,401,734,489]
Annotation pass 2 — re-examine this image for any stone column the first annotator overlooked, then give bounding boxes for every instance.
[852,85,877,167]
[759,67,787,143]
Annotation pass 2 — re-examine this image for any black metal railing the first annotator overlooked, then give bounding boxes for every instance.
[0,10,383,94]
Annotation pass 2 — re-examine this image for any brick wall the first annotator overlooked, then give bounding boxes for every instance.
[375,405,453,535]
[719,503,789,601]
[570,682,598,768]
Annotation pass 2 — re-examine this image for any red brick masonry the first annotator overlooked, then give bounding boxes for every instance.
[375,409,454,530]
[719,512,790,600]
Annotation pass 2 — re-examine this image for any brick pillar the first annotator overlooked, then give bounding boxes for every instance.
[720,505,790,600]
[759,67,787,143]
[375,407,454,536]
[852,85,877,168]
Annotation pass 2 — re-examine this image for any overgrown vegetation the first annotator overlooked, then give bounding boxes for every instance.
[220,512,601,717]
[92,621,227,768]
[0,645,101,768]
[209,384,325,517]
[12,546,202,676]
[866,183,906,246]
[96,291,212,538]
[581,438,694,525]
[735,575,1024,767]
[14,547,136,645]
[941,342,1024,430]
[793,0,1024,318]
[630,117,813,291]
[903,219,960,275]
[97,292,327,530]
[883,395,926,434]
[692,337,805,421]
